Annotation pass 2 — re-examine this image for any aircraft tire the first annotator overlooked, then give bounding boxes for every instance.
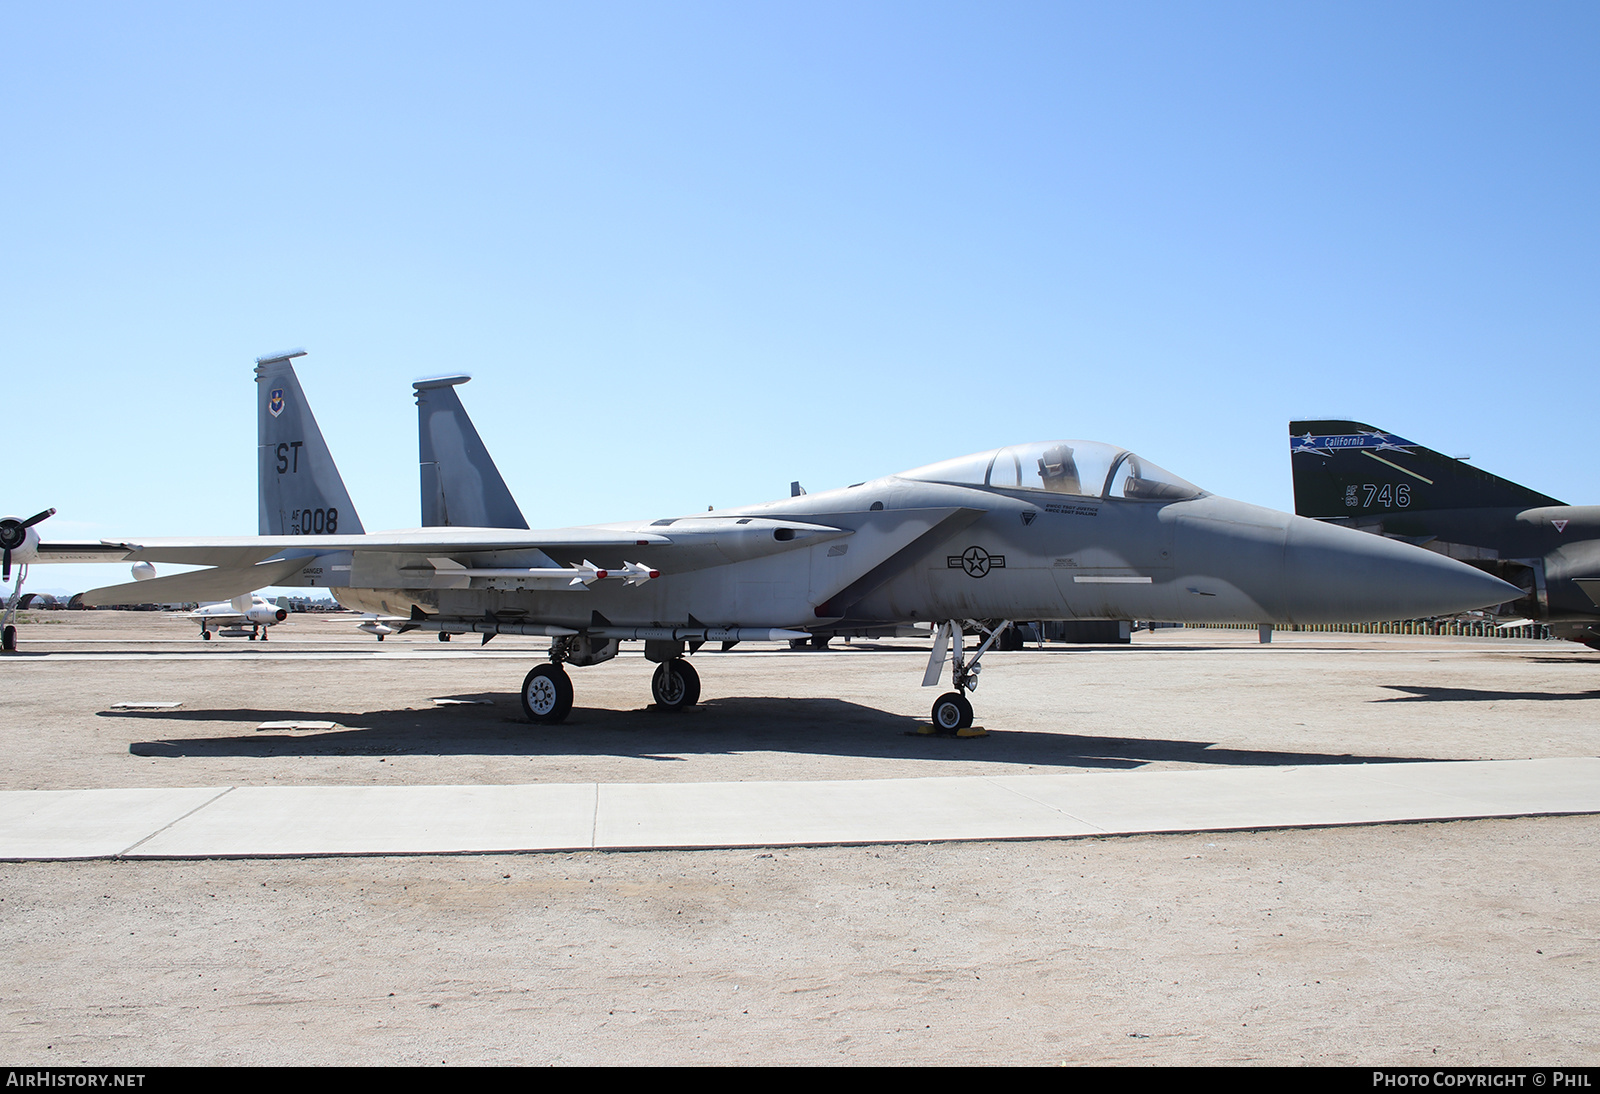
[931,692,973,731]
[521,664,573,724]
[2,625,15,652]
[810,635,831,650]
[652,658,700,710]
[201,631,211,641]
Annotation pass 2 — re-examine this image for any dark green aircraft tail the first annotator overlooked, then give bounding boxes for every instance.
[1289,420,1563,519]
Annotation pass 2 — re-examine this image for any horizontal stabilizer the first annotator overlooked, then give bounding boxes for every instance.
[80,558,307,606]
[1574,578,1600,609]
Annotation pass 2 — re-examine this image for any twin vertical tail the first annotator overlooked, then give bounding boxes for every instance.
[414,375,528,529]
[256,350,365,536]
[255,353,523,539]
[1289,419,1563,520]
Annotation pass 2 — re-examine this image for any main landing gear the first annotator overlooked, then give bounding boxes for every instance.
[924,619,1011,732]
[650,658,700,711]
[519,637,702,724]
[521,663,574,723]
[1,563,28,652]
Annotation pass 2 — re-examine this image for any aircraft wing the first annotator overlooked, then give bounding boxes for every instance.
[81,557,310,606]
[183,609,247,624]
[68,518,855,607]
[97,528,678,567]
[35,541,144,563]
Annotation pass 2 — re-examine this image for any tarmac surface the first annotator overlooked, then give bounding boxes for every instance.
[2,611,1598,1065]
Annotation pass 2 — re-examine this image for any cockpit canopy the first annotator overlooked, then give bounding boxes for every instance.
[898,441,1203,502]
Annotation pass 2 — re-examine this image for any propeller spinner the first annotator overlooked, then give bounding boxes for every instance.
[0,508,54,582]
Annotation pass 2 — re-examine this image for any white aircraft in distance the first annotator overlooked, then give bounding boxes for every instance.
[6,350,1518,729]
[185,593,290,641]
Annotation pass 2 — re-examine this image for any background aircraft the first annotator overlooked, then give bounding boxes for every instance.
[0,508,54,650]
[1290,419,1600,649]
[185,593,291,641]
[7,354,1517,729]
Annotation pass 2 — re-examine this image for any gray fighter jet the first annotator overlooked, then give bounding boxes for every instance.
[9,351,1517,729]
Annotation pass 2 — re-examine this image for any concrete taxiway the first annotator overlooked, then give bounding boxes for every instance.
[4,758,1599,859]
[2,612,1598,1065]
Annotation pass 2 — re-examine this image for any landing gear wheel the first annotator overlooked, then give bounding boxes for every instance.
[931,692,974,731]
[521,664,574,724]
[201,630,211,641]
[439,632,452,642]
[2,625,15,652]
[651,658,700,710]
[810,635,831,650]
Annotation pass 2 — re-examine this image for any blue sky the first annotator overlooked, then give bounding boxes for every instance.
[4,2,1597,595]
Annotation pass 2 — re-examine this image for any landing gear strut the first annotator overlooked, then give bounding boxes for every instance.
[1,563,26,652]
[923,619,1011,730]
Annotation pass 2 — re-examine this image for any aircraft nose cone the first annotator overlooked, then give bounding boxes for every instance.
[1282,517,1520,623]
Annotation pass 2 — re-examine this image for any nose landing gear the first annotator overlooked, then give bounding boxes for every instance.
[930,691,973,731]
[923,619,1010,733]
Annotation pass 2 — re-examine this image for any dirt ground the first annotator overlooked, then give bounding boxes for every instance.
[1,611,1597,1065]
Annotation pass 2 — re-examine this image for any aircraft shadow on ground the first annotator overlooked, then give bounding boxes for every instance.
[108,695,1430,769]
[1376,684,1600,703]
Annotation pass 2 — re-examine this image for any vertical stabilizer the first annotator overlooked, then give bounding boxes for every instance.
[1289,419,1563,519]
[256,350,365,536]
[415,376,528,529]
